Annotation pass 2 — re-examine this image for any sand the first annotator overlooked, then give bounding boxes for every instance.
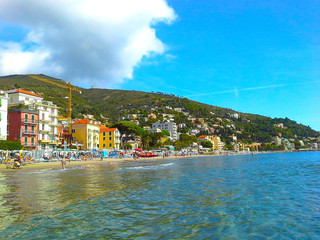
[0,155,206,173]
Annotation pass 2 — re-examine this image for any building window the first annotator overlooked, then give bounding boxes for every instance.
[109,137,112,141]
[103,132,105,136]
[109,143,112,147]
[24,113,28,122]
[42,113,45,119]
[109,132,112,136]
[31,115,35,123]
[103,144,105,148]
[31,137,35,146]
[72,129,75,133]
[24,125,28,133]
[31,125,35,134]
[103,137,105,141]
[24,136,28,145]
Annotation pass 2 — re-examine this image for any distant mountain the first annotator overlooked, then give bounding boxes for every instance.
[0,74,319,143]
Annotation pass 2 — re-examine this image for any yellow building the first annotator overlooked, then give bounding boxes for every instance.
[99,127,121,149]
[208,135,223,150]
[71,119,100,150]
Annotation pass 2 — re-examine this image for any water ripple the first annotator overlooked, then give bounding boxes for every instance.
[0,152,319,239]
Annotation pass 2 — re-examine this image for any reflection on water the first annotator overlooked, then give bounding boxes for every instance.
[0,152,319,239]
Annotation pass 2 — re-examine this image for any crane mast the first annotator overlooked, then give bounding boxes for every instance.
[27,74,82,133]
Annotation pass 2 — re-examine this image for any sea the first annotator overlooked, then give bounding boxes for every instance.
[0,152,319,239]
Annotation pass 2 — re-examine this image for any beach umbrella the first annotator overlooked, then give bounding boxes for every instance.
[134,148,143,151]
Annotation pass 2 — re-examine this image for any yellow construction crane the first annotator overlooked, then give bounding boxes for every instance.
[27,74,82,132]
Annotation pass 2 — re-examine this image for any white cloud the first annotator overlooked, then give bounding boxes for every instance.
[0,0,176,87]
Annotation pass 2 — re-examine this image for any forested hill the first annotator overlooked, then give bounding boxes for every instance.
[0,74,319,142]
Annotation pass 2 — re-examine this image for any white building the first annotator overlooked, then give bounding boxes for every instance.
[273,136,282,146]
[174,108,183,112]
[189,129,200,136]
[6,89,43,106]
[6,89,59,149]
[230,113,239,119]
[0,91,9,140]
[33,101,59,150]
[152,121,178,140]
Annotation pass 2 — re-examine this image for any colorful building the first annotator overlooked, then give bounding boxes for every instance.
[71,119,100,150]
[99,128,121,149]
[6,89,59,150]
[8,107,39,149]
[209,135,223,150]
[198,135,215,149]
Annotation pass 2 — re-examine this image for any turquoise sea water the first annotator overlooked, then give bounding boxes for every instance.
[0,152,319,239]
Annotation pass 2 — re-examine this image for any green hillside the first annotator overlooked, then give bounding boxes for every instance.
[0,74,318,144]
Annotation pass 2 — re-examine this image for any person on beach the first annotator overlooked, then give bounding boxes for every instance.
[61,157,66,169]
[13,159,21,169]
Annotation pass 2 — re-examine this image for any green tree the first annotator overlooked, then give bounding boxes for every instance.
[201,141,213,148]
[111,121,145,136]
[0,141,23,150]
[161,130,170,136]
[141,134,152,149]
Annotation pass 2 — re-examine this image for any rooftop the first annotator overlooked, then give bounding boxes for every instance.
[6,89,43,98]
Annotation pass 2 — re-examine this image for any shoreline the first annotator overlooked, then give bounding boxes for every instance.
[0,154,205,173]
[0,150,310,173]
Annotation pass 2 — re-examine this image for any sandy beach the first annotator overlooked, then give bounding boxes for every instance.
[0,151,265,173]
[0,155,205,173]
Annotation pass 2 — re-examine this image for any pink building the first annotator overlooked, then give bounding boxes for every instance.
[8,107,39,150]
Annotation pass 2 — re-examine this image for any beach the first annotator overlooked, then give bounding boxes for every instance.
[0,154,200,172]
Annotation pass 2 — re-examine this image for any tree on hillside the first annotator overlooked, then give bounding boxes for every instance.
[161,130,170,136]
[111,121,145,136]
[201,141,213,148]
[174,134,198,150]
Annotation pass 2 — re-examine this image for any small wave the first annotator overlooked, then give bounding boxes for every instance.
[22,167,86,175]
[122,163,174,171]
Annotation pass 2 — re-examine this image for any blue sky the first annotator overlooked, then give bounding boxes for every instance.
[125,0,320,131]
[0,0,319,131]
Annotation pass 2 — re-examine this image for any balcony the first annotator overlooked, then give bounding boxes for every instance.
[39,129,50,133]
[24,143,38,148]
[22,118,38,124]
[39,119,51,123]
[39,139,57,144]
[49,132,59,136]
[22,130,38,135]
